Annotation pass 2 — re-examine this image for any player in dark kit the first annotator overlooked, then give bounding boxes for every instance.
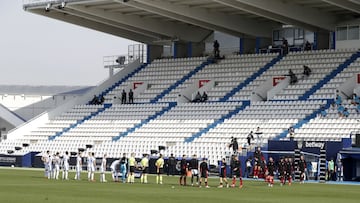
[179,154,188,186]
[285,157,293,185]
[253,147,263,179]
[230,156,243,188]
[199,158,210,188]
[266,157,276,187]
[298,155,307,184]
[189,154,199,186]
[218,158,229,188]
[278,157,286,186]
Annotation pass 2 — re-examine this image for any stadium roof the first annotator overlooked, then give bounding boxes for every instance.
[0,85,93,95]
[23,0,360,45]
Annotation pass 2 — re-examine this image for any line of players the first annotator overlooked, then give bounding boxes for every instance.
[250,148,307,187]
[41,151,165,184]
[41,149,307,187]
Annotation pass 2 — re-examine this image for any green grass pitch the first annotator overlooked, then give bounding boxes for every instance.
[0,168,358,203]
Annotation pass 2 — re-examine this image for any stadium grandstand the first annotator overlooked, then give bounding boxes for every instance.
[1,0,360,182]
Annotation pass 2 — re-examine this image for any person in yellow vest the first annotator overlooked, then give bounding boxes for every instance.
[127,153,136,183]
[140,154,149,184]
[156,154,164,184]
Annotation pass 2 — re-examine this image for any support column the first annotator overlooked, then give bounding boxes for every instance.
[239,37,244,54]
[331,31,336,49]
[255,37,261,54]
[147,44,163,63]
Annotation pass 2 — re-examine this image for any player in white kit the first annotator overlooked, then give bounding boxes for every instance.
[41,151,50,179]
[87,152,96,182]
[110,159,120,182]
[62,151,70,180]
[75,151,82,180]
[48,154,54,179]
[53,152,61,180]
[100,154,107,182]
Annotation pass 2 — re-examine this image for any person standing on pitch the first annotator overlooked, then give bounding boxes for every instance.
[41,151,50,179]
[127,153,136,183]
[120,153,128,183]
[87,152,96,182]
[100,154,107,182]
[62,151,69,180]
[179,154,188,186]
[110,159,120,182]
[167,154,176,176]
[75,151,82,180]
[199,158,210,188]
[231,156,243,188]
[189,154,199,186]
[53,152,61,180]
[156,154,164,184]
[218,158,229,188]
[140,154,149,184]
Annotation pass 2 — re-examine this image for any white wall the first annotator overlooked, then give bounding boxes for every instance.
[336,40,360,50]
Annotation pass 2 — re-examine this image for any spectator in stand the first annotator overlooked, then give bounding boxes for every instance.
[247,131,254,146]
[335,93,342,106]
[303,65,311,78]
[356,103,360,113]
[288,126,295,141]
[282,38,289,55]
[193,91,202,102]
[304,41,312,51]
[99,95,105,104]
[255,127,263,147]
[351,93,360,106]
[90,95,98,105]
[229,137,239,154]
[337,103,345,117]
[288,69,298,85]
[121,89,127,104]
[343,108,350,118]
[128,89,134,104]
[201,91,208,102]
[320,105,327,118]
[213,40,220,58]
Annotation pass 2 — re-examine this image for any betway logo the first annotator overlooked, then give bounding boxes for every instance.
[304,141,325,149]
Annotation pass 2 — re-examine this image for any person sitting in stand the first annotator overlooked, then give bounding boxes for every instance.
[337,103,345,118]
[303,65,311,78]
[287,69,298,85]
[90,95,99,105]
[343,108,350,118]
[320,105,327,118]
[304,41,312,51]
[201,91,208,102]
[351,93,360,106]
[99,95,105,104]
[335,94,342,106]
[193,91,202,102]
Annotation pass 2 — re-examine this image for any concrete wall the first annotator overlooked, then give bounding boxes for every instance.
[147,44,163,62]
